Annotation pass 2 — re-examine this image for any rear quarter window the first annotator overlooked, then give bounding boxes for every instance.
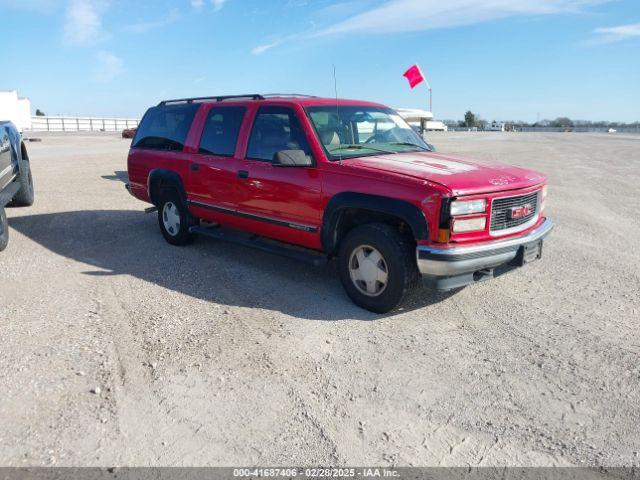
[133,104,199,151]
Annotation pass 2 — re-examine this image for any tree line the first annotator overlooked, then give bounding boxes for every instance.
[453,111,639,129]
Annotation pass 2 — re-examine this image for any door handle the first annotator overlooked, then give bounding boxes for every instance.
[190,163,200,172]
[238,170,249,179]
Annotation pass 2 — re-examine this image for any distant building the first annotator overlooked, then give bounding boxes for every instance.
[487,121,505,132]
[0,90,32,133]
[396,108,448,133]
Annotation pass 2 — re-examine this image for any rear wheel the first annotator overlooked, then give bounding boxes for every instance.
[338,223,419,314]
[0,207,9,252]
[157,190,196,246]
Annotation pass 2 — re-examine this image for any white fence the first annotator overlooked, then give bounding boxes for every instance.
[30,116,140,133]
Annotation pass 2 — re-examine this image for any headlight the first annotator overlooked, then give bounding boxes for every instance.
[450,199,486,216]
[452,217,487,233]
[542,185,548,198]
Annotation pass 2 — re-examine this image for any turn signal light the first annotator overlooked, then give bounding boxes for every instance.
[437,229,450,243]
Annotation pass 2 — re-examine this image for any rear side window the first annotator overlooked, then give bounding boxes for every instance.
[246,107,311,162]
[199,106,246,156]
[133,104,199,151]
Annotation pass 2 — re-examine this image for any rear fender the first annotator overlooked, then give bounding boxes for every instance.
[147,169,187,207]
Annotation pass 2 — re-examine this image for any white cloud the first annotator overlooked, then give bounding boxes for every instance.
[64,0,107,45]
[124,9,180,33]
[0,0,56,12]
[94,51,123,82]
[251,40,283,55]
[212,0,226,11]
[191,0,227,11]
[317,0,610,36]
[591,22,640,43]
[253,0,610,53]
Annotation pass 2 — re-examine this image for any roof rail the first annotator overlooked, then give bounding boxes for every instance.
[158,93,320,106]
[158,94,265,106]
[261,93,319,98]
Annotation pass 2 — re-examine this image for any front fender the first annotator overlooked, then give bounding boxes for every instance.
[321,192,429,253]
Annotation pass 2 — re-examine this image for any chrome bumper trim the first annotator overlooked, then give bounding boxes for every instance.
[417,218,554,276]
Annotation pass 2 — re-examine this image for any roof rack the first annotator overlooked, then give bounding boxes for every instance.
[159,94,265,106]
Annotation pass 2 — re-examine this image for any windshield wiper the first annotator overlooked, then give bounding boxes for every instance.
[329,144,397,155]
[388,142,431,151]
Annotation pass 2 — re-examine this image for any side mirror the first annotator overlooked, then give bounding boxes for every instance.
[273,150,313,167]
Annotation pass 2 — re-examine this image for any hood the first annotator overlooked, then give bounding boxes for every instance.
[345,151,545,196]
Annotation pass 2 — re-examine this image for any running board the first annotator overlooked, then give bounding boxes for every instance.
[189,226,329,267]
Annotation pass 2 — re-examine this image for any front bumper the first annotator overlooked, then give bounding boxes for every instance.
[417,218,554,279]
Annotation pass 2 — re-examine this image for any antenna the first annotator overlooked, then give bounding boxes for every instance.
[333,65,342,165]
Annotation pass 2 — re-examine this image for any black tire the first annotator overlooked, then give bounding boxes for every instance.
[157,189,196,246]
[0,207,9,252]
[338,223,420,314]
[10,151,35,207]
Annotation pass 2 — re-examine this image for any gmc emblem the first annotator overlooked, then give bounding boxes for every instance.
[509,204,533,219]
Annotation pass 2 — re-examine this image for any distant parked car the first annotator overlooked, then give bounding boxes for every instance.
[1,121,34,251]
[122,128,137,139]
[127,94,552,313]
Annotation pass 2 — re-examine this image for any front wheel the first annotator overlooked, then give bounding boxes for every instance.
[10,159,34,207]
[338,223,419,314]
[157,190,196,246]
[0,207,9,252]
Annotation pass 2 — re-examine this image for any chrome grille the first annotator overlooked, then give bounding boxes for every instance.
[490,191,539,232]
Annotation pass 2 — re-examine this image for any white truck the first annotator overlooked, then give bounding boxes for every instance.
[487,121,506,132]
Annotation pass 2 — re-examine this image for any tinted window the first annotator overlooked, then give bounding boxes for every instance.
[199,106,246,156]
[133,104,199,151]
[246,107,311,162]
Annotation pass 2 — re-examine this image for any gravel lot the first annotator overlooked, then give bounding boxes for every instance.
[1,132,639,467]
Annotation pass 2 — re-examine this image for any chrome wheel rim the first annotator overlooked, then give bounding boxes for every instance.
[349,245,389,297]
[162,202,181,236]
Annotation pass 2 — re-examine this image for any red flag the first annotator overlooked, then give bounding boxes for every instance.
[403,64,426,89]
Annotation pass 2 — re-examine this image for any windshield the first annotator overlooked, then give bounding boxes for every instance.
[306,105,431,160]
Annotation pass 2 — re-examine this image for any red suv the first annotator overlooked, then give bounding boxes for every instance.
[127,94,553,313]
